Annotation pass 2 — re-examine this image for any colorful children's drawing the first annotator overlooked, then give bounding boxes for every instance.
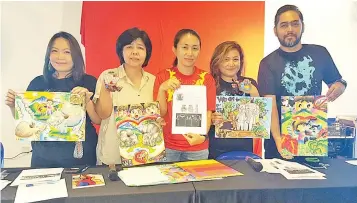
[175,160,243,180]
[158,164,196,183]
[72,174,105,189]
[281,96,328,156]
[114,102,166,167]
[14,91,86,141]
[215,96,272,139]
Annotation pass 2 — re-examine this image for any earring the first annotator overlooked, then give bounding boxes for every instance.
[48,62,52,71]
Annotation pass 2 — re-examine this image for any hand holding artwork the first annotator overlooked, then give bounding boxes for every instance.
[326,81,345,102]
[71,87,93,104]
[277,143,294,160]
[103,71,122,92]
[159,78,181,92]
[5,89,16,108]
[232,79,252,93]
[156,117,166,126]
[211,112,224,125]
[183,133,206,146]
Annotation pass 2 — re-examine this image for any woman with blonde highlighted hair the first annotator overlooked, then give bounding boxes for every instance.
[208,41,260,159]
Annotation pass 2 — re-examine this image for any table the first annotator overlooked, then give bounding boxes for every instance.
[1,165,196,203]
[194,159,357,203]
[1,159,357,203]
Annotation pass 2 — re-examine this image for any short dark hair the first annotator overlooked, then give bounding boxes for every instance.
[116,27,152,67]
[43,31,85,85]
[274,4,304,27]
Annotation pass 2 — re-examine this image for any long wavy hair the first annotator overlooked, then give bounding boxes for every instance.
[209,41,244,90]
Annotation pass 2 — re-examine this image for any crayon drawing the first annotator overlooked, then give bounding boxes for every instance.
[114,102,166,167]
[215,96,272,139]
[281,96,328,156]
[72,174,105,189]
[14,91,86,141]
[175,160,243,180]
[158,165,196,183]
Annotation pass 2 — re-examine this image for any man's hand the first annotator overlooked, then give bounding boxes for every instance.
[326,82,346,102]
[277,144,293,160]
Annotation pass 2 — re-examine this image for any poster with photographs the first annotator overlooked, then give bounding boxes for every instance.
[172,85,207,135]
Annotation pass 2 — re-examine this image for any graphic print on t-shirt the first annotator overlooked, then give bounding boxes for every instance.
[281,56,316,96]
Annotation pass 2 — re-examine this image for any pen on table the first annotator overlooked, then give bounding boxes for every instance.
[80,166,89,173]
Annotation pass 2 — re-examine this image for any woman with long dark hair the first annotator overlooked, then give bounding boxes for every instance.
[5,31,100,168]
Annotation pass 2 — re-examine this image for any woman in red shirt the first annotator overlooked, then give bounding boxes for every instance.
[154,29,216,162]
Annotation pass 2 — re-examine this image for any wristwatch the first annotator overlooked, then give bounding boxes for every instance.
[335,78,347,88]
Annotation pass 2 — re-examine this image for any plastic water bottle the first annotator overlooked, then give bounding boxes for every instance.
[0,142,4,168]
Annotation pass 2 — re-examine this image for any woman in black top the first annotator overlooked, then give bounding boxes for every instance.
[208,41,260,159]
[5,32,101,168]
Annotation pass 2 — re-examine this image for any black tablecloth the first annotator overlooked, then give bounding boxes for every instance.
[194,159,357,203]
[1,165,195,203]
[1,159,357,203]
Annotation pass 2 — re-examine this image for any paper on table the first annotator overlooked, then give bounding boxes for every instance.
[172,85,207,135]
[118,166,169,186]
[346,160,357,166]
[272,159,325,180]
[11,168,63,186]
[255,159,281,174]
[1,180,11,190]
[14,179,68,203]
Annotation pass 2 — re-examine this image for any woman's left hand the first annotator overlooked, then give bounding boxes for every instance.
[72,86,93,104]
[183,133,206,146]
[239,79,253,93]
[233,79,259,96]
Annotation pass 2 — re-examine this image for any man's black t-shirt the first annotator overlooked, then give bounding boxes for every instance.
[26,74,98,168]
[258,44,342,158]
[208,76,258,159]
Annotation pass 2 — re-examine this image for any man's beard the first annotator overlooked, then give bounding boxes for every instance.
[278,33,302,48]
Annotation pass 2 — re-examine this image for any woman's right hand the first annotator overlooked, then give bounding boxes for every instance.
[212,112,224,125]
[159,78,181,92]
[5,89,16,108]
[103,72,121,92]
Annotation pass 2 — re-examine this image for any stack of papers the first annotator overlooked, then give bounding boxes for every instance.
[1,179,11,190]
[256,159,326,180]
[10,168,68,203]
[11,168,64,186]
[14,179,68,203]
[119,165,170,186]
[118,159,243,186]
[346,160,357,166]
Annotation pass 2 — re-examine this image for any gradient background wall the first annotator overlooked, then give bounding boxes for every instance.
[1,1,356,167]
[80,1,265,156]
[81,1,265,80]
